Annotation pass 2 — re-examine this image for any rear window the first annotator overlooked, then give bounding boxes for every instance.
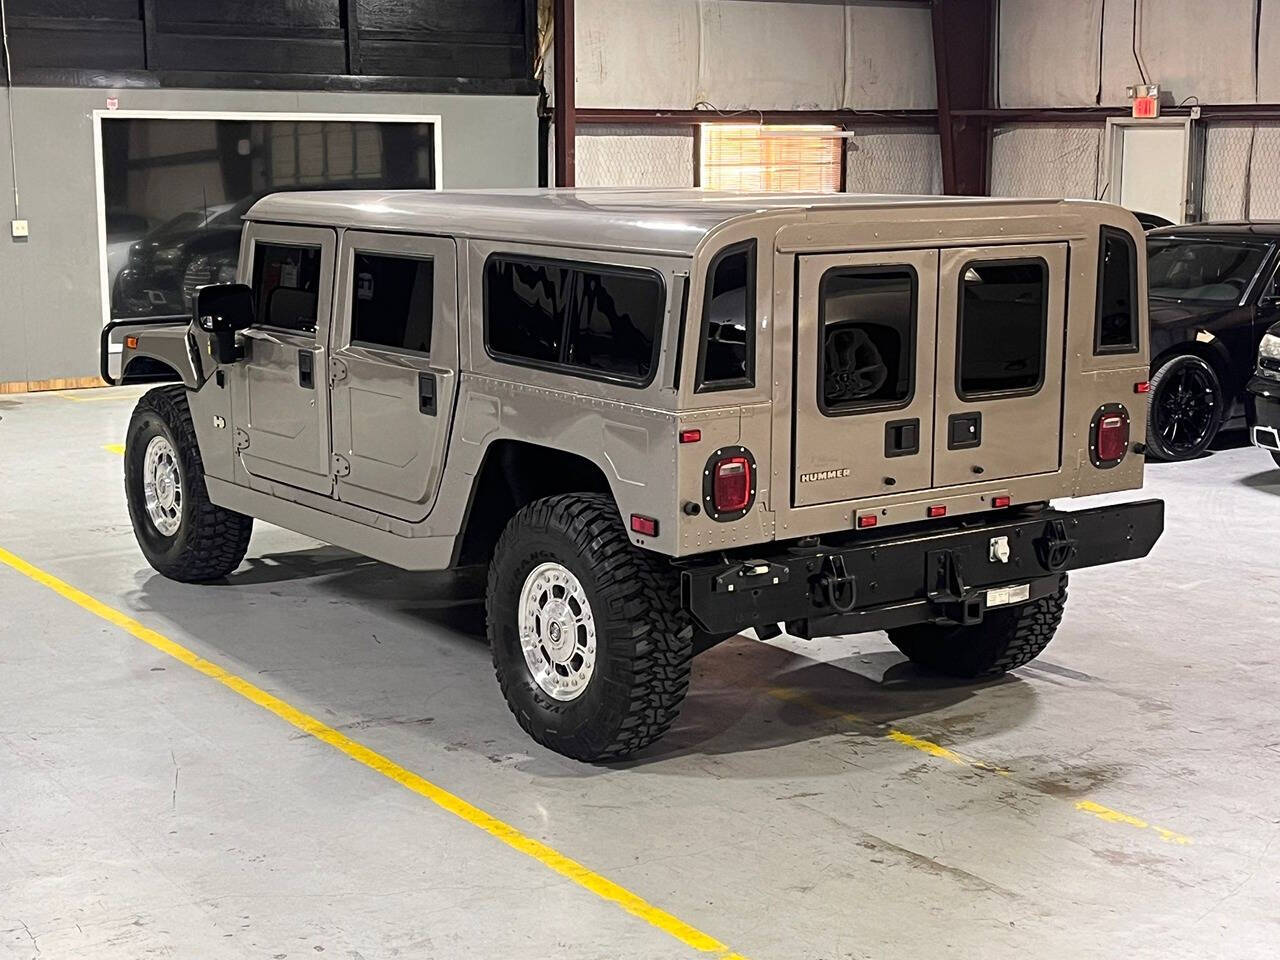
[1096,228,1139,354]
[252,243,322,336]
[819,267,917,414]
[696,241,756,391]
[957,259,1048,398]
[484,255,664,386]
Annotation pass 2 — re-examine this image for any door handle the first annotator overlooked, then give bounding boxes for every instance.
[298,350,314,389]
[418,372,437,415]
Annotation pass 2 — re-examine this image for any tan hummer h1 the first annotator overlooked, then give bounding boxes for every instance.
[105,188,1164,761]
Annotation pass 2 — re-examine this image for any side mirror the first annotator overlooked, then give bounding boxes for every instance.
[194,283,254,364]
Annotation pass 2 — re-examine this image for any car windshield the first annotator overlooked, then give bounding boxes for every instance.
[1147,238,1269,302]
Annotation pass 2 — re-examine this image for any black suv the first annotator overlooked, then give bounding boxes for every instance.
[1145,223,1280,460]
[1246,319,1280,468]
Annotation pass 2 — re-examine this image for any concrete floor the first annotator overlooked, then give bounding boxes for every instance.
[2,384,1279,960]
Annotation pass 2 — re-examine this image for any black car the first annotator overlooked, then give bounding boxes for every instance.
[1246,319,1280,468]
[1144,223,1280,460]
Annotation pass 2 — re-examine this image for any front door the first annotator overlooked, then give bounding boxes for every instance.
[932,244,1067,487]
[328,232,459,522]
[793,250,940,506]
[230,224,337,496]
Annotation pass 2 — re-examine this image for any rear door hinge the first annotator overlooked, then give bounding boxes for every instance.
[329,356,348,384]
[233,428,250,450]
[332,453,351,477]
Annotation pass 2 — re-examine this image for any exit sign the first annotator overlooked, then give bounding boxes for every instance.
[1126,83,1161,118]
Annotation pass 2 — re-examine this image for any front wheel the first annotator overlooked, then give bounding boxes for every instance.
[1146,354,1224,461]
[125,385,253,582]
[887,577,1067,679]
[487,493,693,762]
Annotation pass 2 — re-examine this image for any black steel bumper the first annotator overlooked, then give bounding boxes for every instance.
[1246,375,1280,452]
[681,500,1165,639]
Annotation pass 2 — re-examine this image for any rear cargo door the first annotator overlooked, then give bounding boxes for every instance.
[932,244,1067,487]
[793,250,940,506]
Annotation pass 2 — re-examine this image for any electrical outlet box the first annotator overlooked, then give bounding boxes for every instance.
[11,220,29,238]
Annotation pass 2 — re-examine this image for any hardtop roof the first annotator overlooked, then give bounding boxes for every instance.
[245,187,1083,258]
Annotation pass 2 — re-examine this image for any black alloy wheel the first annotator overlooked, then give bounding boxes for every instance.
[1146,355,1224,462]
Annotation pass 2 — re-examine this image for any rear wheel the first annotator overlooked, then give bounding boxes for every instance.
[1272,451,1280,470]
[1146,354,1224,461]
[487,493,694,761]
[125,385,253,582]
[887,577,1067,679]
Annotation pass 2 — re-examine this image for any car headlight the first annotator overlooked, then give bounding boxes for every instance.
[1261,333,1280,361]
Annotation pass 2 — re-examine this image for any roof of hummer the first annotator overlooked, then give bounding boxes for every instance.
[246,187,1083,257]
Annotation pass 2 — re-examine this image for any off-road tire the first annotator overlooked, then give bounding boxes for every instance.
[1145,354,1224,462]
[487,493,693,762]
[124,385,253,582]
[887,576,1068,679]
[1271,451,1280,470]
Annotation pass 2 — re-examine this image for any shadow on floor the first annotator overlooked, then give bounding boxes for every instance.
[133,543,1037,775]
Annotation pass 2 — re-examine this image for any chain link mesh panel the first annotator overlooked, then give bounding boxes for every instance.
[575,125,696,188]
[845,126,942,194]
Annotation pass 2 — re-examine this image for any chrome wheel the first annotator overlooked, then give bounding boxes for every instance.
[518,562,597,701]
[142,435,183,536]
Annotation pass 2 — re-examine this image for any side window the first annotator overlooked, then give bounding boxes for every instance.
[351,253,434,354]
[1096,228,1139,353]
[819,267,916,414]
[696,241,756,391]
[252,243,322,336]
[957,259,1048,398]
[484,255,664,386]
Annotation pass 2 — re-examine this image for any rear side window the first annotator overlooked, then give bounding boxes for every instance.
[351,253,434,355]
[957,259,1048,398]
[484,255,664,386]
[252,243,322,335]
[1096,228,1139,353]
[696,241,756,391]
[819,267,917,414]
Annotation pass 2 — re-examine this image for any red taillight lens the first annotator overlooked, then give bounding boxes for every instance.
[713,457,751,512]
[1134,381,1150,394]
[679,428,702,444]
[857,514,878,529]
[992,495,1012,509]
[927,505,947,518]
[630,514,658,537]
[1096,413,1129,461]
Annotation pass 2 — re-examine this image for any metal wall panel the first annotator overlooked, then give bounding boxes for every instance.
[575,125,696,187]
[989,124,1102,200]
[845,126,942,194]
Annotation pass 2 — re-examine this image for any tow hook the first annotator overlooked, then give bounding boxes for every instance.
[1036,519,1078,572]
[817,554,857,613]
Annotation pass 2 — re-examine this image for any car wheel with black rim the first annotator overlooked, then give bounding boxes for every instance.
[124,385,253,583]
[1146,354,1224,462]
[487,493,694,762]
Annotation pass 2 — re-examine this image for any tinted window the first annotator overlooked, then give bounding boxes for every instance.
[351,253,434,354]
[1147,238,1267,302]
[958,260,1048,397]
[485,256,664,385]
[252,243,322,335]
[698,242,756,390]
[820,268,916,413]
[1097,229,1139,353]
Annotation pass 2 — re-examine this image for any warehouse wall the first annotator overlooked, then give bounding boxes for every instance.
[572,0,942,191]
[0,88,538,385]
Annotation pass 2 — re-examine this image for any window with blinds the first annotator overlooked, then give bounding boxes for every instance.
[700,124,843,193]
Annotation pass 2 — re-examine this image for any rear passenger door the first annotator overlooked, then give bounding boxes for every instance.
[932,245,1067,487]
[328,232,458,522]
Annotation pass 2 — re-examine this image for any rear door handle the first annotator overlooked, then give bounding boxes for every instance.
[418,372,437,415]
[298,350,314,389]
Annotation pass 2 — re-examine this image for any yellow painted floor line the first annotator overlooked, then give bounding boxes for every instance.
[0,546,749,960]
[768,685,1192,846]
[103,443,125,455]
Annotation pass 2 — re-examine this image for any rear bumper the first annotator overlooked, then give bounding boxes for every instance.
[681,500,1164,638]
[1246,375,1280,452]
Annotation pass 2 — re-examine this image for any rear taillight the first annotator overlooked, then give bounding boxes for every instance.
[702,447,757,521]
[1090,404,1131,467]
[713,457,751,512]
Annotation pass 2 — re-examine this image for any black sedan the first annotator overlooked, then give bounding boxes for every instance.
[1246,320,1280,468]
[1144,223,1280,460]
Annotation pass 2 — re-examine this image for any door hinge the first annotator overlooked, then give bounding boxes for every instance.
[332,453,351,477]
[329,357,348,383]
[233,428,250,450]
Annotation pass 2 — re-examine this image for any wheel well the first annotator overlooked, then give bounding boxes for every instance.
[121,356,182,385]
[453,440,614,566]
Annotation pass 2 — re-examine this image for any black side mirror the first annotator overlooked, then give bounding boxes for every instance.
[194,283,254,364]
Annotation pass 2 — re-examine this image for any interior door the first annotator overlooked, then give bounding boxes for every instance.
[230,224,337,496]
[793,250,939,507]
[933,244,1068,487]
[328,231,458,522]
